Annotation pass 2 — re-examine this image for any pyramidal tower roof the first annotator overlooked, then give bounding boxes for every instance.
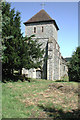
[24,9,59,30]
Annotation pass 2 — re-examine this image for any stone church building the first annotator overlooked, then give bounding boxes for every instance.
[22,9,68,80]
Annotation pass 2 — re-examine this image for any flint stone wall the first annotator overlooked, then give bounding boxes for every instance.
[24,21,68,80]
[25,22,57,41]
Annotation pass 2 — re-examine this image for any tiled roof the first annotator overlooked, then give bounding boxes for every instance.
[24,9,59,30]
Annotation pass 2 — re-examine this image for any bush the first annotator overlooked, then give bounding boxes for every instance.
[60,75,69,82]
[68,47,80,82]
[55,75,69,82]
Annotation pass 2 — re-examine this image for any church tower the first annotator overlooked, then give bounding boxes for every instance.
[24,9,59,40]
[24,9,68,80]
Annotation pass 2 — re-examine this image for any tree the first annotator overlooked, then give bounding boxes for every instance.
[2,2,22,76]
[0,2,2,62]
[68,47,80,82]
[2,2,44,79]
[23,36,44,70]
[14,35,44,75]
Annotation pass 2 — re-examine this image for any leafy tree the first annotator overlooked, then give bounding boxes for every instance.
[2,2,44,79]
[68,47,80,82]
[0,3,2,62]
[2,2,22,76]
[23,36,44,70]
[14,35,44,75]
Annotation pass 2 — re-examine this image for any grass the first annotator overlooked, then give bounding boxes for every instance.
[2,79,79,119]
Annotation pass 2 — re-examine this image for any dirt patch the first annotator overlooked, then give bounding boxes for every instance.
[20,98,34,107]
[16,82,78,118]
[48,83,78,93]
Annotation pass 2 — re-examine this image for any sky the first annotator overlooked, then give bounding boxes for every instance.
[9,2,78,58]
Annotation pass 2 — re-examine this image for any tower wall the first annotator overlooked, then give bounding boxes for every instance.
[47,38,54,80]
[53,42,60,80]
[47,37,61,80]
[25,22,58,80]
[24,21,68,80]
[25,22,58,41]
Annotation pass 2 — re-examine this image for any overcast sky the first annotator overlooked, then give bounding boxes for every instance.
[9,2,78,58]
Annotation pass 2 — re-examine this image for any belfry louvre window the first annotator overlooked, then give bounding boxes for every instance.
[34,27,36,33]
[42,26,44,32]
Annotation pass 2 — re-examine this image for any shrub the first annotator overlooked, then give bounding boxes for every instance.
[68,47,80,82]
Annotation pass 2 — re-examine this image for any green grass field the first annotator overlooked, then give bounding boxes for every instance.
[2,79,79,119]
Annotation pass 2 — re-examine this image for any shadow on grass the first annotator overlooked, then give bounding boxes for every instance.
[2,74,31,83]
[38,105,80,120]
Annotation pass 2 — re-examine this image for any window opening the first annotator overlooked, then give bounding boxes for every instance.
[34,27,36,33]
[42,26,43,32]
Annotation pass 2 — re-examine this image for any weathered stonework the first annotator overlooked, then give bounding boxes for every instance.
[25,22,57,41]
[23,9,68,80]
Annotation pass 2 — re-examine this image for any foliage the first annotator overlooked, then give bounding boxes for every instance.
[23,36,44,70]
[2,2,44,79]
[56,75,69,82]
[60,74,69,82]
[68,47,80,82]
[0,3,2,62]
[2,2,23,76]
